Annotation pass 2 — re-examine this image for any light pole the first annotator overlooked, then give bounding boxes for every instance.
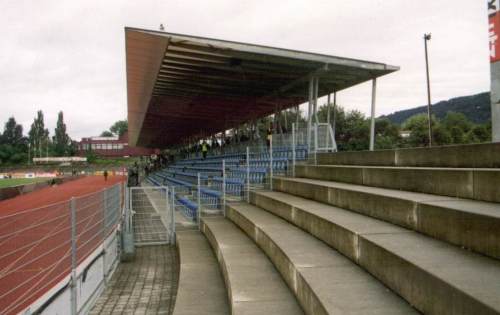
[424,33,433,147]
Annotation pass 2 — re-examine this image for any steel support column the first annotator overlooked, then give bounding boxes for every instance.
[369,78,377,151]
[314,77,319,124]
[332,92,337,140]
[307,77,314,150]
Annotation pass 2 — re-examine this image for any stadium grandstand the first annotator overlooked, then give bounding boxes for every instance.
[2,27,500,315]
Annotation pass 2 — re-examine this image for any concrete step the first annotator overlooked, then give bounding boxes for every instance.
[200,217,304,315]
[272,176,500,261]
[173,230,230,315]
[316,143,500,168]
[226,202,418,315]
[295,164,500,203]
[249,190,500,315]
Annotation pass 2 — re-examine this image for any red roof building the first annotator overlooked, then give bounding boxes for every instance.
[77,132,158,157]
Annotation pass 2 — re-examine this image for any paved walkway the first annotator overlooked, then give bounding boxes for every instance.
[90,245,179,315]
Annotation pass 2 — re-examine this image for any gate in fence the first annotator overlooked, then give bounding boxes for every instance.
[128,186,174,246]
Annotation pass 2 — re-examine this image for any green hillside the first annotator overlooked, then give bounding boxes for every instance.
[381,92,490,125]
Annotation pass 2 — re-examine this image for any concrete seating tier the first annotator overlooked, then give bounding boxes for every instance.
[225,202,417,315]
[200,217,304,315]
[249,189,500,314]
[173,230,230,315]
[295,165,500,203]
[272,175,500,261]
[169,144,499,315]
[316,142,500,168]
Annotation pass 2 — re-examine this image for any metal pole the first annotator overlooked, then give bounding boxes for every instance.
[270,134,273,190]
[165,186,170,243]
[314,124,318,164]
[171,187,175,244]
[369,78,377,151]
[222,160,226,216]
[307,77,313,150]
[424,33,433,147]
[295,105,299,126]
[70,198,77,315]
[332,92,337,140]
[197,173,201,229]
[327,93,331,125]
[314,77,319,124]
[246,147,250,202]
[292,123,296,177]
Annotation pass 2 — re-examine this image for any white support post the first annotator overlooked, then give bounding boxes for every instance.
[270,134,273,191]
[314,124,318,165]
[332,92,337,141]
[171,186,176,242]
[165,187,171,243]
[246,147,250,202]
[307,77,313,150]
[314,77,319,124]
[295,105,300,126]
[222,160,226,216]
[70,198,77,315]
[197,173,201,229]
[326,92,331,146]
[327,93,331,125]
[292,123,296,178]
[370,78,377,151]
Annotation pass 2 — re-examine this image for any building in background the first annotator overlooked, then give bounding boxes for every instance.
[77,132,158,157]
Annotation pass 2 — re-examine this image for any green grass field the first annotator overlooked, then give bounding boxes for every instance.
[0,178,49,188]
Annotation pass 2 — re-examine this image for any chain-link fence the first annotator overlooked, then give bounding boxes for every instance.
[0,183,124,315]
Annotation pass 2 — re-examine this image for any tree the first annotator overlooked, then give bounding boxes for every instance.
[441,112,472,144]
[2,117,23,146]
[375,118,402,149]
[28,110,47,158]
[0,117,28,164]
[53,111,71,156]
[100,130,114,137]
[402,114,434,147]
[465,124,491,143]
[110,120,128,137]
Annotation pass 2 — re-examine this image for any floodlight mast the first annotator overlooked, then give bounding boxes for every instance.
[424,33,433,147]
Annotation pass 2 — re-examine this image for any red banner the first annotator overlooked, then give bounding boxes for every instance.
[489,0,500,62]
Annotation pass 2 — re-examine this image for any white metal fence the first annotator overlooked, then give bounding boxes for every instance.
[129,186,174,246]
[0,182,125,315]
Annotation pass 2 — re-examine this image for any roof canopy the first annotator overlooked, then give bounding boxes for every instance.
[126,27,399,147]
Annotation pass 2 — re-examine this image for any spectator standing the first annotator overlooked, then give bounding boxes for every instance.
[201,140,208,160]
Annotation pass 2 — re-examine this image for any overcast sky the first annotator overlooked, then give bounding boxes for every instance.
[0,0,491,140]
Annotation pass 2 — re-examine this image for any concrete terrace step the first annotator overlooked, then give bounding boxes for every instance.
[249,190,500,314]
[225,202,418,315]
[273,176,500,260]
[173,231,230,315]
[315,142,500,168]
[295,164,500,203]
[200,217,304,315]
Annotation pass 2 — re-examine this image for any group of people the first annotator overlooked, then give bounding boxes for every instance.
[127,154,172,186]
[180,125,276,160]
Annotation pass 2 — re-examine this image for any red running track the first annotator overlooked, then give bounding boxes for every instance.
[0,176,125,315]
